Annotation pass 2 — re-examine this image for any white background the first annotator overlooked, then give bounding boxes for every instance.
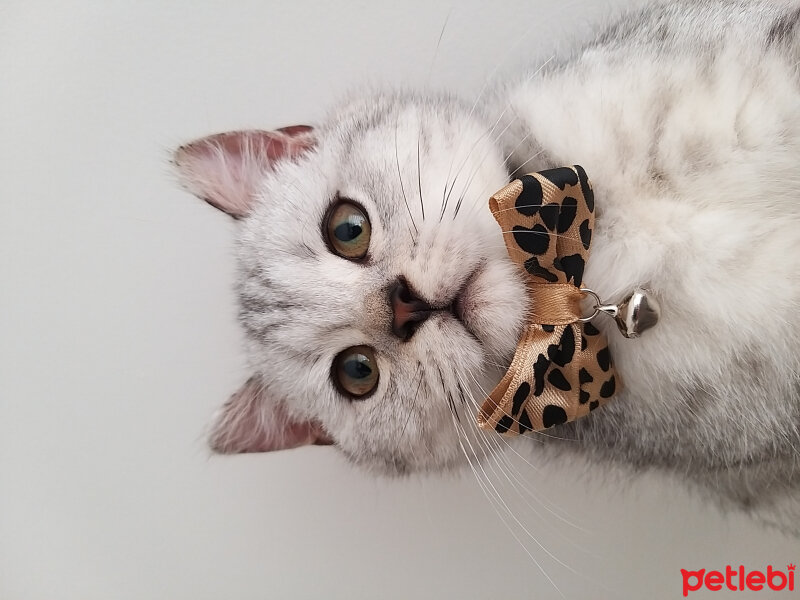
[2,1,798,598]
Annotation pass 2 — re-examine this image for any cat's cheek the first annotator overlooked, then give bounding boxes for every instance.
[463,257,528,360]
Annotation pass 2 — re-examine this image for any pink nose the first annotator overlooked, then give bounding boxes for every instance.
[390,279,433,340]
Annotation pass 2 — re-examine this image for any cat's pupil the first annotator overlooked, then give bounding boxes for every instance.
[344,358,371,379]
[334,220,362,242]
[332,345,378,398]
[325,201,371,261]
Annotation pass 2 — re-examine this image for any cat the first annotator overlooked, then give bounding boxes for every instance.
[174,0,800,535]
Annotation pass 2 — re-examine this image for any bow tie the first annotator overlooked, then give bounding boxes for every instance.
[478,166,620,434]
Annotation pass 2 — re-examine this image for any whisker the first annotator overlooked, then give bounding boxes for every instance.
[396,364,425,455]
[425,9,452,86]
[438,50,554,223]
[451,55,557,222]
[395,115,419,237]
[462,141,543,222]
[450,411,567,597]
[442,105,512,219]
[417,135,425,222]
[460,370,592,532]
[452,113,521,219]
[496,228,583,243]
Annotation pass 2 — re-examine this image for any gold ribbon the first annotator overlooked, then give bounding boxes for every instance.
[478,166,619,434]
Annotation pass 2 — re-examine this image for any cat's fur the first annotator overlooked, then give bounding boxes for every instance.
[175,0,800,534]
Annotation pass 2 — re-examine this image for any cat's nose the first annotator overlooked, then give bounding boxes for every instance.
[390,279,434,341]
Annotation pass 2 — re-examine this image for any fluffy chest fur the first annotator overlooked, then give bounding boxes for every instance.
[492,0,800,525]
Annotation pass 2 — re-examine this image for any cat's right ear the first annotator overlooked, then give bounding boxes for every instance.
[209,376,332,454]
[173,126,316,218]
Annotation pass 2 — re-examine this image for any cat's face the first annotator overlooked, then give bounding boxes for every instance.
[176,92,528,474]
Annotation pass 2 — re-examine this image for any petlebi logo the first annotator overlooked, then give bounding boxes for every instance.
[681,564,795,596]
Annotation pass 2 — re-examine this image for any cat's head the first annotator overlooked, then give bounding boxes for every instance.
[174,91,527,474]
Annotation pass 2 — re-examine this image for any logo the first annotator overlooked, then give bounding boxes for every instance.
[681,564,795,596]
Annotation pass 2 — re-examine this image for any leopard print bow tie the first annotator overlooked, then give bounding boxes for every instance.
[477,166,619,435]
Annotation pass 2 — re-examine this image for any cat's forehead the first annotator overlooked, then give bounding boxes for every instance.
[324,92,476,166]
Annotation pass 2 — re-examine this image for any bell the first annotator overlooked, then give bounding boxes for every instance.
[613,288,660,338]
[581,287,661,338]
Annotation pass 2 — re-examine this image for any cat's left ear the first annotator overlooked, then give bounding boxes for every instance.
[209,376,333,454]
[173,126,316,218]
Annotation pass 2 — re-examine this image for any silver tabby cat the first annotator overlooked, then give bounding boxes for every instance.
[174,0,800,535]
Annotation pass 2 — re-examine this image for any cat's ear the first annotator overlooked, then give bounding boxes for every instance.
[209,376,332,454]
[173,126,316,218]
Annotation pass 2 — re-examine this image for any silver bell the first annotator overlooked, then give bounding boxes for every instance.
[580,287,661,338]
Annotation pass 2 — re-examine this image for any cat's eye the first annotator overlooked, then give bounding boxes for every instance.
[324,200,371,260]
[333,345,379,398]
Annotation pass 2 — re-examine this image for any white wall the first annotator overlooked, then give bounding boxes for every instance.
[1,1,798,599]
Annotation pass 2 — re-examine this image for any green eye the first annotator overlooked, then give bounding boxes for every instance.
[325,200,371,260]
[333,345,379,398]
